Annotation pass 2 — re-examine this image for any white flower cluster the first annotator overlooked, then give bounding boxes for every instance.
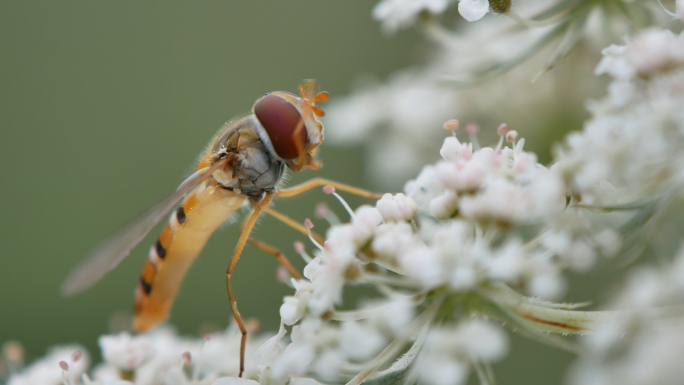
[567,243,684,385]
[6,325,270,385]
[7,345,90,385]
[255,27,684,384]
[327,0,676,188]
[252,129,590,384]
[401,134,579,298]
[413,320,508,385]
[326,3,611,186]
[558,29,684,384]
[556,29,684,202]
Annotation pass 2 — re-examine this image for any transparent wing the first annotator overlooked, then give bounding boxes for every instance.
[61,161,226,296]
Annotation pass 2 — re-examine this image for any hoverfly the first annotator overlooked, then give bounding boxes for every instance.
[62,81,378,377]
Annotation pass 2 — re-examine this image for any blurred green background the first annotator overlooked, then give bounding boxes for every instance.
[1,2,599,384]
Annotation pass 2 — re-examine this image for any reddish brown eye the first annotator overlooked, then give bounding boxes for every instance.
[254,94,307,160]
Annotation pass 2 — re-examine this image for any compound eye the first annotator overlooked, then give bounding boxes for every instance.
[254,94,307,160]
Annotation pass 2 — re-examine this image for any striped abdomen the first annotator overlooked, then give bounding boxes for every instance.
[133,181,246,332]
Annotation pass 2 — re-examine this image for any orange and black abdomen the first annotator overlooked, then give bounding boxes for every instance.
[133,181,246,332]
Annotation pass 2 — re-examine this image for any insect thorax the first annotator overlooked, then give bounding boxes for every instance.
[210,116,285,200]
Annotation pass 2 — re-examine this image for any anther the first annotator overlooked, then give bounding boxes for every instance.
[495,123,509,152]
[506,130,519,143]
[326,188,355,220]
[322,185,335,195]
[303,219,323,250]
[443,119,460,131]
[497,123,509,136]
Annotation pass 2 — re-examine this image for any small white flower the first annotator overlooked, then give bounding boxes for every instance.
[440,136,472,162]
[349,205,383,247]
[376,193,418,222]
[99,333,153,371]
[570,239,599,272]
[271,329,317,378]
[451,266,477,290]
[371,221,416,262]
[367,298,416,335]
[324,225,357,258]
[415,356,469,385]
[457,0,489,21]
[459,179,525,223]
[405,165,445,209]
[313,349,345,381]
[528,271,567,300]
[280,297,302,326]
[436,160,485,192]
[429,190,459,219]
[440,136,460,161]
[339,322,387,361]
[280,280,314,325]
[485,240,526,282]
[626,29,684,77]
[399,243,445,286]
[595,44,634,79]
[91,364,125,384]
[254,325,287,373]
[455,320,509,361]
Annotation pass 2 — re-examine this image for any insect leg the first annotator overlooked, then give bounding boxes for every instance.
[226,192,273,377]
[247,237,303,280]
[262,206,324,244]
[275,177,384,199]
